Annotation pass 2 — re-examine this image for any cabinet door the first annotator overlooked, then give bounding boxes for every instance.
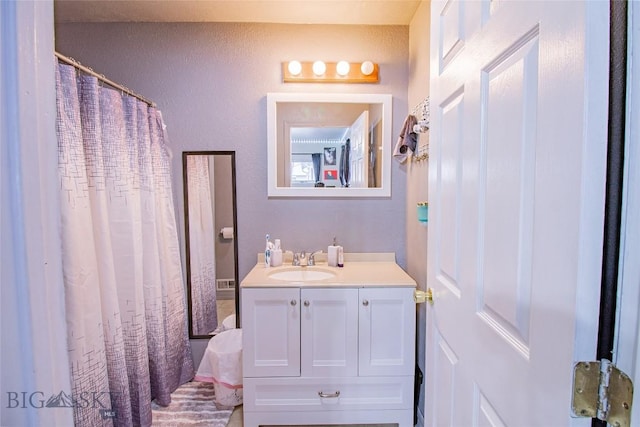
[359,287,415,376]
[242,287,300,377]
[301,288,359,377]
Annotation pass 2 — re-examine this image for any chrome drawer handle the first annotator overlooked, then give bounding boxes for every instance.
[362,299,369,306]
[290,299,297,306]
[318,390,340,398]
[303,300,310,307]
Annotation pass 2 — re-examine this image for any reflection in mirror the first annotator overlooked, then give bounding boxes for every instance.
[183,151,239,339]
[267,93,392,198]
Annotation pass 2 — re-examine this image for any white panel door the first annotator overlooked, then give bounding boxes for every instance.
[242,287,300,377]
[359,287,415,376]
[348,110,370,188]
[301,288,359,377]
[615,3,640,425]
[427,1,609,425]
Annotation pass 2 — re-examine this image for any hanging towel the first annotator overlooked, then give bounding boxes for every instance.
[339,139,351,187]
[393,115,418,163]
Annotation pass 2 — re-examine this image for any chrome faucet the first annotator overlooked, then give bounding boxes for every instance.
[292,250,323,266]
[307,250,323,266]
[292,251,306,266]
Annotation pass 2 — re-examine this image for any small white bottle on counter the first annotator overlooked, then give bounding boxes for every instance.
[271,239,283,267]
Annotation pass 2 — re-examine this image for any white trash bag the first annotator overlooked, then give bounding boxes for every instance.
[195,328,243,406]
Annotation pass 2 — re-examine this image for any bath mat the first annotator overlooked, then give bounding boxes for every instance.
[151,381,234,426]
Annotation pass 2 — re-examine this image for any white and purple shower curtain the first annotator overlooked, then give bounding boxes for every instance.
[55,62,194,426]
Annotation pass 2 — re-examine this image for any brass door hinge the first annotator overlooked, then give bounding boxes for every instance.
[572,359,633,426]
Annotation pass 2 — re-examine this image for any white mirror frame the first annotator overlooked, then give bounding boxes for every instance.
[267,92,392,198]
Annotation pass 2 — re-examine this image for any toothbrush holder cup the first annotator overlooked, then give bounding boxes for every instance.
[417,202,428,223]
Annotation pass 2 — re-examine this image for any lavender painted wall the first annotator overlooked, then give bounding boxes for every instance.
[54,23,410,287]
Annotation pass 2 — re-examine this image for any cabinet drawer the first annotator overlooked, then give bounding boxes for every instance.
[244,376,413,412]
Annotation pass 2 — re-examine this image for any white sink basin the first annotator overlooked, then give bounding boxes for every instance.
[268,268,336,282]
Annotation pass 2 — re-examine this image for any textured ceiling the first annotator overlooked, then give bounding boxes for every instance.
[54,0,421,25]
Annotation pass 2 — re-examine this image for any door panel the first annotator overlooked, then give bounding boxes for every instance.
[301,288,358,377]
[475,392,506,427]
[436,89,464,298]
[242,288,300,377]
[477,30,539,355]
[349,110,370,188]
[432,330,458,426]
[359,287,415,376]
[427,1,609,425]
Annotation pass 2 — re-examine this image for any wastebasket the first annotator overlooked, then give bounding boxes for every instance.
[194,328,243,406]
[211,313,236,335]
[221,313,236,331]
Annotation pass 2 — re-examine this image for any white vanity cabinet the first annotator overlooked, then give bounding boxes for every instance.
[301,288,360,377]
[242,282,416,427]
[242,287,301,377]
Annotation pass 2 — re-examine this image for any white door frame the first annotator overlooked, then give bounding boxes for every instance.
[1,1,73,425]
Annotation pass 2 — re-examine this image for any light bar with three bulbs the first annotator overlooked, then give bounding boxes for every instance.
[282,60,379,83]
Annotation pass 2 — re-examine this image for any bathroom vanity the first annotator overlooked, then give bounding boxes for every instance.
[241,253,416,427]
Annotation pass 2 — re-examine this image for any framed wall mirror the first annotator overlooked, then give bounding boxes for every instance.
[183,151,239,339]
[267,92,392,198]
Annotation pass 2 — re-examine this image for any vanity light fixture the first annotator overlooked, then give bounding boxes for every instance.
[287,60,302,76]
[282,60,379,83]
[312,60,326,76]
[360,60,375,76]
[336,60,350,76]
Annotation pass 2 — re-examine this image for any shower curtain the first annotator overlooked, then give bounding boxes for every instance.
[55,62,194,426]
[186,155,218,335]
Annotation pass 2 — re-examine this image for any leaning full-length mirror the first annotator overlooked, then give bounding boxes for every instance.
[183,151,239,339]
[267,92,392,198]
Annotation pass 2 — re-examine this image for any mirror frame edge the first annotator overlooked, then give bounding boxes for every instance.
[182,150,240,339]
[267,92,393,198]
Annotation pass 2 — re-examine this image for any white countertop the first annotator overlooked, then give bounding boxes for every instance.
[241,253,417,288]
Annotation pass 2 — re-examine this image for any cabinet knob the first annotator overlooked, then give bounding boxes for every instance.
[303,300,310,307]
[362,300,369,306]
[290,299,297,306]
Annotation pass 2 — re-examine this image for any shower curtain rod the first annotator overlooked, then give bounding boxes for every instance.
[55,51,157,108]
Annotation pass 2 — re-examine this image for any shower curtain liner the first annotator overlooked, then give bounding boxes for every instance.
[55,61,194,426]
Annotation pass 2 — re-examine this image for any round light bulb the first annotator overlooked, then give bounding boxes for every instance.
[312,60,326,76]
[360,61,375,76]
[288,60,302,76]
[336,61,350,76]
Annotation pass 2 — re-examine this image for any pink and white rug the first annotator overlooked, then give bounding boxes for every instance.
[151,381,233,426]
